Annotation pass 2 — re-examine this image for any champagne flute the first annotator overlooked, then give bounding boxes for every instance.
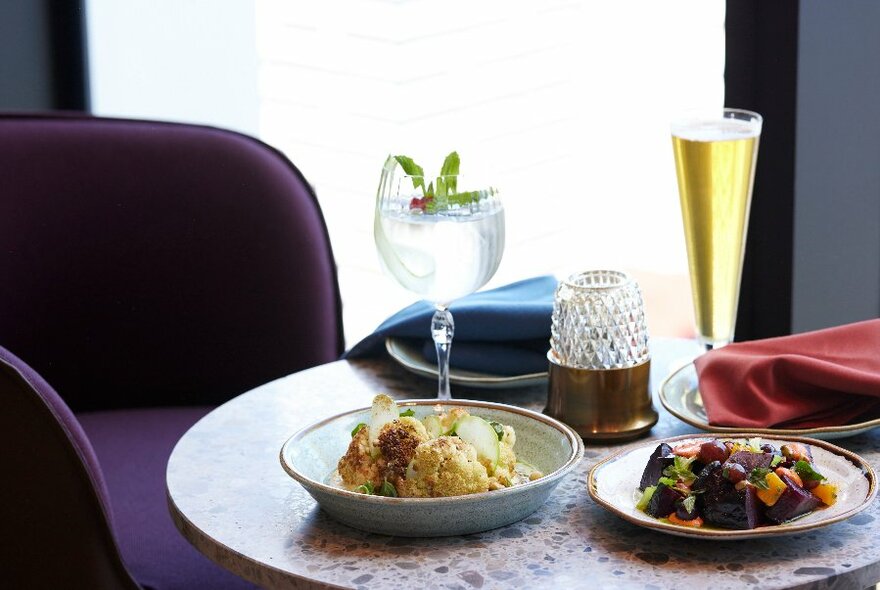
[672,108,762,350]
[374,155,505,399]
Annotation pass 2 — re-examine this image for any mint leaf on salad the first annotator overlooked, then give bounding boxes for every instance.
[662,455,697,483]
[794,460,826,482]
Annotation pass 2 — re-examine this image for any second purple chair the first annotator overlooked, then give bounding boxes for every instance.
[0,114,345,589]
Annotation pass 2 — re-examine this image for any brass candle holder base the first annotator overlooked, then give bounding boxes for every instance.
[545,352,658,442]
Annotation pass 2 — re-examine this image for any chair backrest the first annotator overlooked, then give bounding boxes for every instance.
[0,345,139,588]
[0,114,344,411]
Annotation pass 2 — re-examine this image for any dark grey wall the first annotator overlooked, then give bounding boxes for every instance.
[0,0,54,109]
[792,1,880,331]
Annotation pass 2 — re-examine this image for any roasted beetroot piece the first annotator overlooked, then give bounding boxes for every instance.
[639,443,674,490]
[699,440,730,464]
[727,450,773,472]
[694,460,722,491]
[675,497,699,520]
[705,485,761,530]
[723,463,747,484]
[765,475,821,524]
[696,462,761,529]
[646,483,684,519]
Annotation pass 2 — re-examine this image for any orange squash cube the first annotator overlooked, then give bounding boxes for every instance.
[812,483,838,506]
[756,471,787,506]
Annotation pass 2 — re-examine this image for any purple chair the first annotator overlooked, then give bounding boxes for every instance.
[0,114,344,588]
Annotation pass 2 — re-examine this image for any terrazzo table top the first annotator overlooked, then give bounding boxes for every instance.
[167,338,880,589]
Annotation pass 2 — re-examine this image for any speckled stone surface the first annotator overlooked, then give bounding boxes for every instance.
[166,338,880,589]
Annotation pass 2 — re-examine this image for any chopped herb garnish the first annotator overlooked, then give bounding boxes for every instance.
[794,460,826,482]
[355,479,397,497]
[399,408,415,417]
[658,477,677,487]
[351,423,367,437]
[489,420,505,441]
[379,480,398,497]
[355,481,375,495]
[770,455,784,467]
[663,456,697,483]
[748,467,772,489]
[636,486,657,511]
[682,494,697,513]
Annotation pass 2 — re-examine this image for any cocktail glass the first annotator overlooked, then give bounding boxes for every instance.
[374,156,505,399]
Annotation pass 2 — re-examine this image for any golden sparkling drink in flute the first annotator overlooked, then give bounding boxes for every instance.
[672,109,762,349]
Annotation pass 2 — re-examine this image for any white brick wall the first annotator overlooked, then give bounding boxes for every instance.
[256,0,724,345]
[88,0,723,346]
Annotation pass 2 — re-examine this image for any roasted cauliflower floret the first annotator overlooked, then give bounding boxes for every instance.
[398,436,489,498]
[439,408,468,432]
[337,425,385,489]
[500,424,516,448]
[488,440,518,487]
[377,417,429,480]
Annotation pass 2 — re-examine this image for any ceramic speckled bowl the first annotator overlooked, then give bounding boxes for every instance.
[588,433,877,540]
[280,399,584,537]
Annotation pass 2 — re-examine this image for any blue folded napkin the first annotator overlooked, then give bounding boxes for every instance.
[344,276,557,376]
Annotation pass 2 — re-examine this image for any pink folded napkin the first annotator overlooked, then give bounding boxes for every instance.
[694,319,880,429]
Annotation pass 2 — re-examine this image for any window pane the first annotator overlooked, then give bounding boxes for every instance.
[88,0,725,345]
[256,0,724,344]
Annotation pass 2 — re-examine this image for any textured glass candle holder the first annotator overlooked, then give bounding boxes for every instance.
[550,270,650,370]
[546,270,656,441]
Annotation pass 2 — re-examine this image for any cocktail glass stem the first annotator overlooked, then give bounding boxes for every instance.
[431,305,454,400]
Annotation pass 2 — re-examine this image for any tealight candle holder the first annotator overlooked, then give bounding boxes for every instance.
[545,270,657,441]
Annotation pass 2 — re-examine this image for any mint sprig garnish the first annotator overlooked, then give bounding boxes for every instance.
[392,156,426,193]
[391,151,488,212]
[438,151,460,194]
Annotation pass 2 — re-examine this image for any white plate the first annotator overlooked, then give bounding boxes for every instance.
[385,337,547,389]
[588,433,877,540]
[659,362,880,439]
[280,399,583,536]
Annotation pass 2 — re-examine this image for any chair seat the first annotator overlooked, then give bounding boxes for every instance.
[78,407,258,590]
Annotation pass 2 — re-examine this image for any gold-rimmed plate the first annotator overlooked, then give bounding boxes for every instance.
[588,433,877,540]
[659,362,880,439]
[385,337,547,389]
